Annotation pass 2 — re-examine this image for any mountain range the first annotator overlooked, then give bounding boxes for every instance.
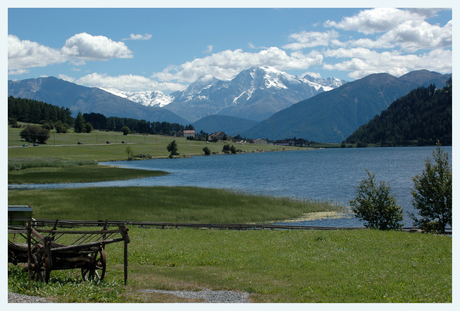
[8,68,451,144]
[241,70,451,143]
[8,77,189,125]
[103,66,346,122]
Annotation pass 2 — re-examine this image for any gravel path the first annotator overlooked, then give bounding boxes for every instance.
[8,290,250,303]
[8,292,53,303]
[140,289,251,303]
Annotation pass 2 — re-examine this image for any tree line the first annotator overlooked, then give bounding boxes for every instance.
[8,96,74,127]
[345,80,452,146]
[83,112,194,136]
[8,96,195,137]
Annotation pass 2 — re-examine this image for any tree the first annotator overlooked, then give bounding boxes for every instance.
[121,126,130,135]
[167,140,179,157]
[20,125,50,144]
[202,146,211,156]
[125,146,134,161]
[350,170,403,230]
[85,122,93,133]
[410,142,452,234]
[74,112,85,133]
[9,117,19,128]
[222,144,231,154]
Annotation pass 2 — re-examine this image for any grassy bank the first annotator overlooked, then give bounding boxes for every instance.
[8,228,451,303]
[8,186,343,223]
[8,165,168,184]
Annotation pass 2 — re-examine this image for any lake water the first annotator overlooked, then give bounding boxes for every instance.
[9,146,452,227]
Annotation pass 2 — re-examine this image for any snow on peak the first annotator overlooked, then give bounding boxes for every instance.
[99,87,173,107]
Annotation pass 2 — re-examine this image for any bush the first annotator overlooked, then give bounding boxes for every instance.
[410,142,452,234]
[202,146,211,156]
[85,122,93,133]
[125,146,134,161]
[350,170,403,230]
[9,117,19,128]
[121,126,130,135]
[20,125,50,144]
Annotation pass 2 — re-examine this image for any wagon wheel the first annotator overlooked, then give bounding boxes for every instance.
[81,248,106,281]
[28,243,51,283]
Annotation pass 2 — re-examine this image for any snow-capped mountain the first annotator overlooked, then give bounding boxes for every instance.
[101,66,347,122]
[301,74,346,89]
[165,66,346,122]
[100,88,174,108]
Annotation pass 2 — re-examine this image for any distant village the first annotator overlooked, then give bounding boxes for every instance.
[175,129,310,147]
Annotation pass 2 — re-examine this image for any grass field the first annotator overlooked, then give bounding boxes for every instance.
[8,228,452,303]
[7,124,452,303]
[9,125,302,162]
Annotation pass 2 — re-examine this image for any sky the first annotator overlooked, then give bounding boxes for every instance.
[6,3,454,95]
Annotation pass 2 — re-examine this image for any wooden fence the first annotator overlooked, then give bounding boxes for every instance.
[32,219,448,234]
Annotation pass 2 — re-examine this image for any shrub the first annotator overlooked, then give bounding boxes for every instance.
[121,126,130,135]
[20,125,50,144]
[222,144,231,154]
[202,147,211,156]
[350,170,403,230]
[85,122,93,133]
[125,146,134,161]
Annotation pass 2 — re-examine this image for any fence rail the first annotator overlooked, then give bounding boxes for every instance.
[32,219,449,234]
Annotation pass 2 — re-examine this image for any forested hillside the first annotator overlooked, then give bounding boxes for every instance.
[345,81,452,146]
[8,96,195,136]
[8,96,74,126]
[84,112,195,135]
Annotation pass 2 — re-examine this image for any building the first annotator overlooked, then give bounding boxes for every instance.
[253,138,268,145]
[208,131,227,141]
[274,138,310,147]
[183,130,196,138]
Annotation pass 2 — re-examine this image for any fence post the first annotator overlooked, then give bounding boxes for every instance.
[119,226,130,285]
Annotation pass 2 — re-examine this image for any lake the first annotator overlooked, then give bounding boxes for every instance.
[10,145,452,227]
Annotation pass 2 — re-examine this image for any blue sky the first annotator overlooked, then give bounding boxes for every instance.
[7,3,453,94]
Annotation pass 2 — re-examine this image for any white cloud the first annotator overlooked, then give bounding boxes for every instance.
[58,74,76,83]
[122,33,152,41]
[204,45,213,53]
[61,33,133,61]
[283,30,339,50]
[8,35,66,72]
[75,73,187,92]
[302,71,321,79]
[323,48,452,79]
[408,8,445,19]
[153,47,323,83]
[324,8,425,35]
[380,20,452,52]
[8,68,30,75]
[9,33,135,74]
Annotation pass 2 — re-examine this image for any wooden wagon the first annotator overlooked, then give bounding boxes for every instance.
[8,220,130,284]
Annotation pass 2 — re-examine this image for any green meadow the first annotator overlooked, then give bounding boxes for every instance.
[8,228,452,303]
[8,125,301,162]
[7,125,452,303]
